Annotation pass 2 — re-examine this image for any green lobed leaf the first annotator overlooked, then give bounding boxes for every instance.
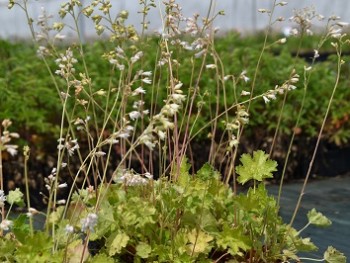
[136,242,152,259]
[236,150,277,185]
[324,246,347,263]
[7,188,24,207]
[89,253,115,263]
[186,229,214,255]
[307,208,332,227]
[108,232,129,256]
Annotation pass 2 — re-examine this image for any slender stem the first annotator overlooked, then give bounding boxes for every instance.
[23,146,33,235]
[289,39,343,227]
[0,144,4,232]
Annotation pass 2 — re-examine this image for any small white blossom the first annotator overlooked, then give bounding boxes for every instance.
[174,82,183,90]
[141,78,152,84]
[258,8,271,13]
[6,145,18,156]
[131,51,143,64]
[205,64,216,69]
[278,38,287,44]
[240,70,250,82]
[57,199,66,205]
[336,21,349,27]
[263,96,270,104]
[65,224,74,234]
[144,172,153,179]
[141,71,152,77]
[54,33,66,40]
[58,183,68,188]
[132,87,146,96]
[314,49,320,59]
[129,111,141,120]
[241,90,251,96]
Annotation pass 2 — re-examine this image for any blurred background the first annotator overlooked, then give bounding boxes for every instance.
[1,0,350,40]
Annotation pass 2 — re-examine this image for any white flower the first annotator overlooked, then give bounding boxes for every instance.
[65,224,74,234]
[132,87,146,96]
[171,94,186,103]
[141,78,152,84]
[116,170,149,186]
[141,71,152,77]
[131,51,143,64]
[94,151,106,157]
[58,183,68,188]
[205,64,216,69]
[109,59,118,65]
[81,213,98,232]
[336,21,349,27]
[6,145,18,156]
[258,8,270,13]
[0,220,13,231]
[314,49,320,59]
[267,93,277,100]
[57,199,66,205]
[144,172,153,179]
[174,82,183,90]
[27,208,38,217]
[0,190,6,207]
[157,130,166,140]
[278,38,287,44]
[223,75,231,81]
[241,90,251,96]
[287,85,297,90]
[263,96,270,104]
[240,70,250,83]
[54,33,66,40]
[129,111,141,120]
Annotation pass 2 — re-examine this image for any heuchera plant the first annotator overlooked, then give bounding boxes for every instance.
[1,152,346,262]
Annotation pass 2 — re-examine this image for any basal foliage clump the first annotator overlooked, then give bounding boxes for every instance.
[0,0,348,262]
[0,155,346,262]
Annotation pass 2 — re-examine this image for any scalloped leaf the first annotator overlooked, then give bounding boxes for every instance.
[236,150,277,185]
[108,232,129,256]
[136,242,152,259]
[307,208,332,227]
[324,246,346,263]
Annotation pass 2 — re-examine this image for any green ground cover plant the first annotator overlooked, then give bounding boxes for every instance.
[1,34,350,147]
[0,0,348,262]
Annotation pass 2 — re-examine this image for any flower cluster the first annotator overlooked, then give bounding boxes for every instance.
[81,213,98,232]
[138,80,186,150]
[0,119,19,157]
[114,169,153,186]
[55,48,78,79]
[57,137,79,156]
[44,167,67,206]
[289,6,325,36]
[0,219,13,231]
[262,71,299,104]
[0,190,6,207]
